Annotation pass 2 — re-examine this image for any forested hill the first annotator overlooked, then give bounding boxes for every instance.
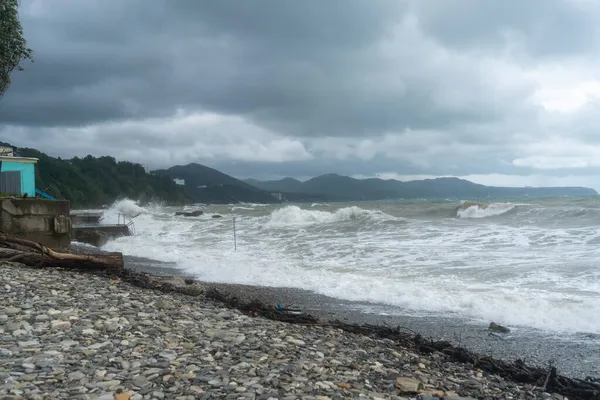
[152,163,280,204]
[2,143,280,207]
[16,147,192,208]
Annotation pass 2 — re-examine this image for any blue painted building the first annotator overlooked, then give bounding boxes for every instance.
[0,156,38,197]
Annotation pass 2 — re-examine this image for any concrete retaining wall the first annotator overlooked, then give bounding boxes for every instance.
[70,212,103,225]
[0,198,72,249]
[72,225,130,247]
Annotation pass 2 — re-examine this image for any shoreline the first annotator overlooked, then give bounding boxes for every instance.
[118,253,600,381]
[115,264,600,399]
[198,282,600,380]
[2,259,596,399]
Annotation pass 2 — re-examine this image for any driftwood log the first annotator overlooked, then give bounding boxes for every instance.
[0,234,123,270]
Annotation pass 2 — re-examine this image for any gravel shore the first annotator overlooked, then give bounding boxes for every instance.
[0,262,570,400]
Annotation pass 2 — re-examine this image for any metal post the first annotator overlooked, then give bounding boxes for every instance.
[233,217,237,250]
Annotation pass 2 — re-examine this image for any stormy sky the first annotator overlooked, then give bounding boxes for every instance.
[2,0,600,189]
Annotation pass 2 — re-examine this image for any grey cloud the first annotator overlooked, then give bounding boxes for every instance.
[211,156,434,181]
[2,0,532,137]
[412,0,600,59]
[0,119,534,179]
[213,153,534,181]
[173,0,405,52]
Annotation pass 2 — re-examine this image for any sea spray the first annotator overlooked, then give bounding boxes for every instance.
[100,198,148,225]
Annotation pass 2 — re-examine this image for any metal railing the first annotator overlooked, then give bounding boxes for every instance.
[117,213,136,235]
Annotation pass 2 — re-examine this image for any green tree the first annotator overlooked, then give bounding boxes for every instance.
[0,0,33,97]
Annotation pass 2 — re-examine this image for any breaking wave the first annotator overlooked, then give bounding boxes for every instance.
[265,205,395,227]
[456,201,517,219]
[101,199,148,224]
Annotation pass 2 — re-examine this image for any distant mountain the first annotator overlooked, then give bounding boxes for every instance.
[4,140,595,207]
[153,163,280,204]
[245,174,598,201]
[244,177,304,193]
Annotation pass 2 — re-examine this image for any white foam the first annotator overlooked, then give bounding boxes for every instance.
[231,206,255,211]
[101,199,147,224]
[70,240,98,248]
[457,202,516,219]
[98,200,600,335]
[265,205,394,227]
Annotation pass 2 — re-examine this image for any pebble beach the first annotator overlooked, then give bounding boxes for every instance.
[0,262,573,400]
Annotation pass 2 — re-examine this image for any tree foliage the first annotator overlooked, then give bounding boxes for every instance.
[154,163,282,204]
[0,142,281,207]
[0,0,33,97]
[15,147,193,208]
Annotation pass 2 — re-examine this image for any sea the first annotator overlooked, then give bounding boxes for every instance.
[84,197,600,377]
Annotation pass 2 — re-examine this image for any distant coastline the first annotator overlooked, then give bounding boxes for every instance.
[3,141,597,208]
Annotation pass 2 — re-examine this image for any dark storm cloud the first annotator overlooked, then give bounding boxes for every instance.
[0,0,530,135]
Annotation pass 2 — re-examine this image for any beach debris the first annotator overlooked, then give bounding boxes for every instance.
[489,322,511,334]
[197,286,600,400]
[0,233,123,270]
[120,271,205,297]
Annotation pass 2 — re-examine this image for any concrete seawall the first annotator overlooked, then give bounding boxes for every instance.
[70,212,103,225]
[72,225,131,247]
[0,198,72,249]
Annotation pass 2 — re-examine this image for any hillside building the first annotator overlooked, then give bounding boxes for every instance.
[0,155,38,197]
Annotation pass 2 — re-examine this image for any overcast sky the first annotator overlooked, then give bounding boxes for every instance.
[2,0,600,189]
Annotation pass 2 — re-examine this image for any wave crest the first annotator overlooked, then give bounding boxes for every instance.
[266,205,393,227]
[456,201,516,219]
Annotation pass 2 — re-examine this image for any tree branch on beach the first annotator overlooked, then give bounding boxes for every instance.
[0,0,33,98]
[0,233,123,270]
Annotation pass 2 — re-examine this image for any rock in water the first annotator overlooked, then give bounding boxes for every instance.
[489,322,511,333]
[175,210,203,217]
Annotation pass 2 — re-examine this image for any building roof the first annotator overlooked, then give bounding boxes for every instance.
[0,156,39,163]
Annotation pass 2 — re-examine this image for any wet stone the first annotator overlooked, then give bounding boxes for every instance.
[4,307,22,316]
[0,262,570,400]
